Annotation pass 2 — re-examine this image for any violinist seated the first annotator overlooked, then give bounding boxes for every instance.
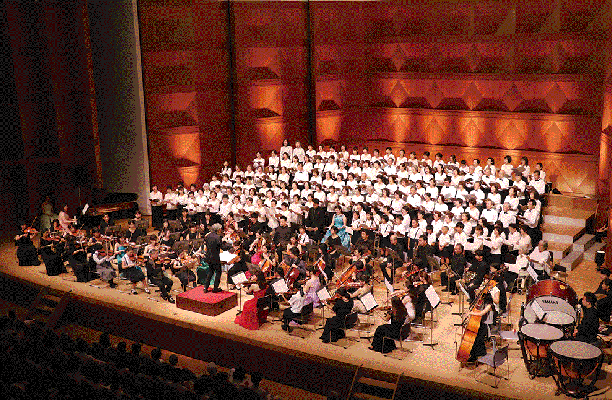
[284,247,307,288]
[171,251,197,292]
[411,235,434,272]
[15,222,41,266]
[226,241,250,290]
[92,246,117,288]
[350,276,373,314]
[235,272,270,330]
[145,250,175,303]
[281,266,323,332]
[319,288,354,343]
[39,236,66,276]
[369,297,409,354]
[465,250,490,300]
[142,236,160,257]
[65,236,89,282]
[121,248,150,295]
[181,224,200,241]
[159,230,175,253]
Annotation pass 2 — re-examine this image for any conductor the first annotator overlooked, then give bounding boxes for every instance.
[202,223,223,293]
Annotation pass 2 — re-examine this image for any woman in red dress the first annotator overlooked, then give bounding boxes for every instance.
[235,272,269,330]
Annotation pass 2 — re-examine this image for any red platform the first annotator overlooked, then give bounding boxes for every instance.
[176,286,237,316]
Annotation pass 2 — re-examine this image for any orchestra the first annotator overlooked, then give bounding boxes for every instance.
[21,142,608,380]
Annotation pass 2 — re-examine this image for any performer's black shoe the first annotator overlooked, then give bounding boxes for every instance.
[168,296,175,304]
[212,288,222,293]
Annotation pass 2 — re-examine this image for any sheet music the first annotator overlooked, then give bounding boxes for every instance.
[527,264,539,282]
[456,281,470,300]
[531,299,545,320]
[231,272,248,286]
[360,292,378,312]
[272,279,289,294]
[384,279,394,294]
[425,285,440,309]
[317,287,331,301]
[220,251,235,263]
[508,262,520,275]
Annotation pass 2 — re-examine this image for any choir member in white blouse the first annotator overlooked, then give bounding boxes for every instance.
[500,155,514,177]
[253,151,266,169]
[306,144,316,158]
[280,139,292,159]
[293,141,306,162]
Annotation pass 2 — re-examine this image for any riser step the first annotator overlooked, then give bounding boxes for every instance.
[541,223,585,243]
[546,195,597,211]
[573,234,596,253]
[583,242,606,262]
[543,215,588,228]
[351,393,391,400]
[357,377,397,391]
[543,233,580,245]
[548,242,573,261]
[559,251,584,271]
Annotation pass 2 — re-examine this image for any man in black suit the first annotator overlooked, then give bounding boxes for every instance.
[305,198,327,242]
[203,223,223,292]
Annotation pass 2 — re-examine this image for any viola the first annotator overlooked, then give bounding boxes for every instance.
[285,267,301,288]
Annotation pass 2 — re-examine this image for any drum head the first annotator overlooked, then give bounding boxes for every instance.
[523,296,576,325]
[520,323,563,341]
[550,340,601,360]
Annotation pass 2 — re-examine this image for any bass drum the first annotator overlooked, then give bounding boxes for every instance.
[526,279,577,307]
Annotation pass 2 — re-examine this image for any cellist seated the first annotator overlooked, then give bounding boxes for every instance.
[464,292,495,363]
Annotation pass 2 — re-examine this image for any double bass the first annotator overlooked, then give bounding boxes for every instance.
[455,268,503,363]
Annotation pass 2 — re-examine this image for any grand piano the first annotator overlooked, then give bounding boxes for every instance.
[78,191,139,229]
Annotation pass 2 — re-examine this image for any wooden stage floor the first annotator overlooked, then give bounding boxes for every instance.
[1,240,611,399]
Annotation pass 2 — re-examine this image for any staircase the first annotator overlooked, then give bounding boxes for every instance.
[347,365,401,400]
[541,195,599,271]
[25,287,70,329]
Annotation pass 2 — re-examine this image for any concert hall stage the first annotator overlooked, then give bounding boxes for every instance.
[0,240,610,400]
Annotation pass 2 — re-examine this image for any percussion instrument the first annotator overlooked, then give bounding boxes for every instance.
[527,279,577,307]
[518,323,563,378]
[549,340,603,398]
[521,295,577,337]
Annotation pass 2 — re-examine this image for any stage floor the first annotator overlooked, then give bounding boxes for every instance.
[1,240,611,399]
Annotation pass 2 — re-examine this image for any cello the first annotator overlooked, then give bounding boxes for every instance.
[455,268,504,362]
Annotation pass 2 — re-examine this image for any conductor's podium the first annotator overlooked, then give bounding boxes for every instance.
[176,286,237,316]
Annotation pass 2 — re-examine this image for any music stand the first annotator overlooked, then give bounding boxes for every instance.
[423,285,440,348]
[269,279,290,322]
[453,281,470,327]
[316,287,332,330]
[232,271,249,315]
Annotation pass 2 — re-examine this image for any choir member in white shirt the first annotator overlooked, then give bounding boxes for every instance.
[498,203,516,229]
[518,156,530,178]
[360,147,371,162]
[280,139,292,159]
[485,226,504,264]
[306,144,316,159]
[500,155,514,178]
[481,199,499,226]
[164,187,178,220]
[528,170,546,195]
[517,225,532,254]
[149,185,164,229]
[253,151,266,169]
[529,240,551,278]
[453,222,469,248]
[433,195,449,213]
[450,198,464,219]
[293,141,306,162]
[440,178,456,200]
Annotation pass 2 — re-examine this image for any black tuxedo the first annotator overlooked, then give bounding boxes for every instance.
[203,231,222,290]
[305,206,327,242]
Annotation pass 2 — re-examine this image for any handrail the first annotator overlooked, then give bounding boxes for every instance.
[346,363,362,400]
